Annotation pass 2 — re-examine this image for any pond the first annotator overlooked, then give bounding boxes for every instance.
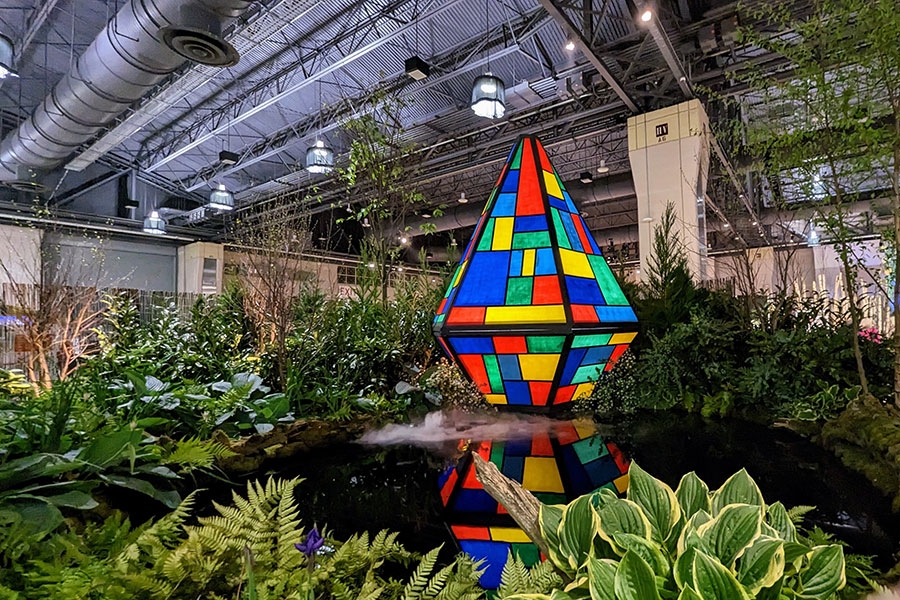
[207,411,900,587]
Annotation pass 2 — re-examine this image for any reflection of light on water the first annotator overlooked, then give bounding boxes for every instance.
[358,411,583,448]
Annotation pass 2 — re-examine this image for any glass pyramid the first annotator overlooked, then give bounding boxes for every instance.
[433,135,638,407]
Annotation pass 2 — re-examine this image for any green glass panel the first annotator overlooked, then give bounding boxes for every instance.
[527,336,565,353]
[483,354,504,393]
[511,543,540,566]
[490,441,505,467]
[555,170,567,191]
[477,218,495,252]
[512,231,551,249]
[572,437,609,463]
[444,266,461,297]
[511,143,523,169]
[550,208,571,250]
[506,277,533,306]
[572,334,612,348]
[435,314,445,323]
[572,363,604,384]
[601,482,618,493]
[533,492,567,504]
[588,254,628,305]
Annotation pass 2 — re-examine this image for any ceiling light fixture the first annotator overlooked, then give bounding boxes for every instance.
[640,9,653,22]
[471,73,506,119]
[579,171,593,184]
[565,39,576,51]
[458,192,468,204]
[142,210,166,235]
[0,34,18,80]
[206,183,235,211]
[306,139,334,174]
[405,56,430,80]
[218,150,239,165]
[596,159,609,174]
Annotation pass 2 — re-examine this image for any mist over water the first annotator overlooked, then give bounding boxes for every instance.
[358,410,577,448]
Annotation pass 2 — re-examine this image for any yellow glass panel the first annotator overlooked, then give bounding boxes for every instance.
[522,457,564,493]
[572,419,596,438]
[543,171,563,198]
[609,332,638,344]
[518,354,560,381]
[522,248,536,277]
[484,305,566,324]
[559,248,593,278]
[573,383,595,401]
[452,266,464,287]
[614,473,629,493]
[485,394,507,405]
[492,217,514,251]
[489,527,531,543]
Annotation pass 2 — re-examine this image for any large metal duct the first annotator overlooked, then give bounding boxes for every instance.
[390,172,636,238]
[0,0,253,187]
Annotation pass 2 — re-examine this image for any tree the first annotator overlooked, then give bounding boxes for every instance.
[734,0,900,405]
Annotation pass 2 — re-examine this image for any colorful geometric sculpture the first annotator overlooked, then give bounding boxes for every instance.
[434,135,638,407]
[438,421,630,587]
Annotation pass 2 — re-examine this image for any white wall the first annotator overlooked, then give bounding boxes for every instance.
[0,224,42,286]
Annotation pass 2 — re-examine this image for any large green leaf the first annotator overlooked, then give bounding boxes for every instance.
[710,470,763,515]
[44,490,98,510]
[614,550,661,600]
[675,472,710,518]
[0,499,63,537]
[587,557,618,600]
[697,504,762,567]
[765,502,797,542]
[612,533,669,577]
[798,545,845,599]
[737,536,785,594]
[674,547,697,590]
[595,499,652,548]
[560,494,601,570]
[783,542,812,570]
[676,511,712,557]
[78,428,144,472]
[541,503,570,573]
[691,550,750,600]
[627,463,682,544]
[676,587,703,600]
[101,474,181,508]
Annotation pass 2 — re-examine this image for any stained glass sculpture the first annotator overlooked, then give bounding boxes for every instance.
[434,135,638,407]
[438,421,630,587]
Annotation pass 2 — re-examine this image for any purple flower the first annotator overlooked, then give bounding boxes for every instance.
[295,526,324,558]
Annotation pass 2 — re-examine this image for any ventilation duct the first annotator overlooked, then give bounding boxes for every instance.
[0,0,252,185]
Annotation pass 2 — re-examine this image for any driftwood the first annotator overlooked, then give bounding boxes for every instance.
[472,453,552,559]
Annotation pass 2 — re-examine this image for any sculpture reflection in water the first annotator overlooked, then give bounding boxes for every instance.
[438,420,629,587]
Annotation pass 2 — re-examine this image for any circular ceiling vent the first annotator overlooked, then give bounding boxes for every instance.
[161,27,239,67]
[5,180,48,193]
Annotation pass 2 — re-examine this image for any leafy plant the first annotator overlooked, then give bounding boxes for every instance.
[527,463,858,600]
[790,384,861,421]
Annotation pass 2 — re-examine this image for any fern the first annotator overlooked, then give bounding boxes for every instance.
[162,437,235,471]
[787,504,816,524]
[498,553,563,597]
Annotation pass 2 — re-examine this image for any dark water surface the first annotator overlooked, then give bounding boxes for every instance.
[218,412,900,570]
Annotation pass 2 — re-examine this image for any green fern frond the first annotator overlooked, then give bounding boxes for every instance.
[163,437,235,470]
[403,546,441,600]
[787,504,816,523]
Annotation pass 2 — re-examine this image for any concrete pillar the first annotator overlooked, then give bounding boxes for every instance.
[628,99,711,282]
[177,242,224,294]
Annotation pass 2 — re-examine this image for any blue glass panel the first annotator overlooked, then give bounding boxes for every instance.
[501,171,520,193]
[505,381,531,405]
[565,276,606,305]
[452,489,498,512]
[513,215,548,232]
[560,445,593,495]
[455,252,510,306]
[584,456,626,487]
[561,213,584,252]
[459,540,511,588]
[595,305,638,322]
[501,455,524,480]
[549,197,568,211]
[498,354,522,380]
[583,345,614,365]
[563,190,578,213]
[449,337,495,355]
[534,248,556,275]
[509,250,523,277]
[559,347,586,385]
[493,193,518,216]
[505,437,531,455]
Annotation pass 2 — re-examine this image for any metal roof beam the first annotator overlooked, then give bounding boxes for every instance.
[14,0,60,65]
[144,0,466,174]
[536,0,639,112]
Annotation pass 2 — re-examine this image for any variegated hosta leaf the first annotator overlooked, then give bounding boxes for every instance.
[783,541,813,572]
[564,577,590,600]
[766,502,797,543]
[586,556,617,600]
[611,533,669,577]
[675,472,710,518]
[696,504,762,567]
[614,550,661,600]
[540,504,570,575]
[559,495,601,571]
[676,511,712,557]
[691,550,751,600]
[594,499,652,549]
[737,536,785,594]
[626,463,682,545]
[710,469,764,515]
[677,586,703,600]
[798,545,845,599]
[674,547,698,590]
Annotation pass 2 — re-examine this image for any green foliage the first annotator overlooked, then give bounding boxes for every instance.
[498,552,563,596]
[0,369,32,398]
[0,477,485,600]
[519,463,867,600]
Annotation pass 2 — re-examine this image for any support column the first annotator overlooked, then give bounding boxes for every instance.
[177,242,224,294]
[628,99,711,282]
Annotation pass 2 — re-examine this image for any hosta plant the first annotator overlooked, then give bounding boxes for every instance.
[532,463,847,600]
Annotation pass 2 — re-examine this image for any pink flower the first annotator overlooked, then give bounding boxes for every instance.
[858,328,883,344]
